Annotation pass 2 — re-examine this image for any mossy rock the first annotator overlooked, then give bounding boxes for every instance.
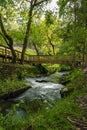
[60,87,74,98]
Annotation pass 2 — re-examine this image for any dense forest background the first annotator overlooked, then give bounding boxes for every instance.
[0,1,87,130]
[0,0,87,64]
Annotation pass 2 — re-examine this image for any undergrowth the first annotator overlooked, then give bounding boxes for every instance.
[0,79,26,94]
[0,68,87,130]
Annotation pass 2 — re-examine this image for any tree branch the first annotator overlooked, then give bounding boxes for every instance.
[0,13,13,46]
[32,41,39,55]
[0,32,9,45]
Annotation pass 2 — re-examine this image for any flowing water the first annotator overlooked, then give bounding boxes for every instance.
[0,72,66,117]
[16,74,64,102]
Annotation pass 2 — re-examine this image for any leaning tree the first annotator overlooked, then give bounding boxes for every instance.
[21,0,51,64]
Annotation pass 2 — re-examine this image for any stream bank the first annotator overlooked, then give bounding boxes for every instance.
[0,86,31,102]
[0,68,87,130]
[0,71,66,116]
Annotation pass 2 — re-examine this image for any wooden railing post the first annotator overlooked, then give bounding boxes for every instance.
[4,47,7,62]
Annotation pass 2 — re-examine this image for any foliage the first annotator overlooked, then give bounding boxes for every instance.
[0,0,52,63]
[0,68,87,129]
[0,64,46,94]
[0,90,84,130]
[29,21,46,55]
[0,0,87,129]
[58,0,87,63]
[59,64,71,72]
[0,79,26,94]
[43,64,60,72]
[67,69,83,81]
[67,69,87,91]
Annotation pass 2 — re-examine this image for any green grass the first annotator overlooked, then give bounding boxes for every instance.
[0,68,87,130]
[0,79,26,94]
[27,94,83,130]
[0,87,85,130]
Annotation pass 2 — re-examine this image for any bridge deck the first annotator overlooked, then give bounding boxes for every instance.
[0,45,87,65]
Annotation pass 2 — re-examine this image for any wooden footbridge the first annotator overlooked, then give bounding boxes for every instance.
[0,45,87,65]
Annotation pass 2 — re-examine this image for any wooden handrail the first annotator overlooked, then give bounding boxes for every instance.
[0,44,87,65]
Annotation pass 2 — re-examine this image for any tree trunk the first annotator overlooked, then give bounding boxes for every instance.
[0,14,16,63]
[20,7,33,64]
[47,35,55,55]
[32,41,39,55]
[20,0,50,64]
[73,2,77,66]
[9,41,16,63]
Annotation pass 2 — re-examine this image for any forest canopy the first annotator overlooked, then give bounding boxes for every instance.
[0,0,87,64]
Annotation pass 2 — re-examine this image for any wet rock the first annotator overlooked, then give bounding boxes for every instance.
[36,80,48,83]
[59,79,70,85]
[58,72,70,85]
[0,86,31,101]
[60,87,74,97]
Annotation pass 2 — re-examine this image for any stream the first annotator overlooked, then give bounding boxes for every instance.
[16,73,64,102]
[0,72,66,118]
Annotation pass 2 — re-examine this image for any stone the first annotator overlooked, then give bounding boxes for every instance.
[60,87,74,97]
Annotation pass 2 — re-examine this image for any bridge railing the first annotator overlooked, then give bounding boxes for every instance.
[0,44,87,65]
[0,46,12,58]
[0,45,30,63]
[27,55,75,64]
